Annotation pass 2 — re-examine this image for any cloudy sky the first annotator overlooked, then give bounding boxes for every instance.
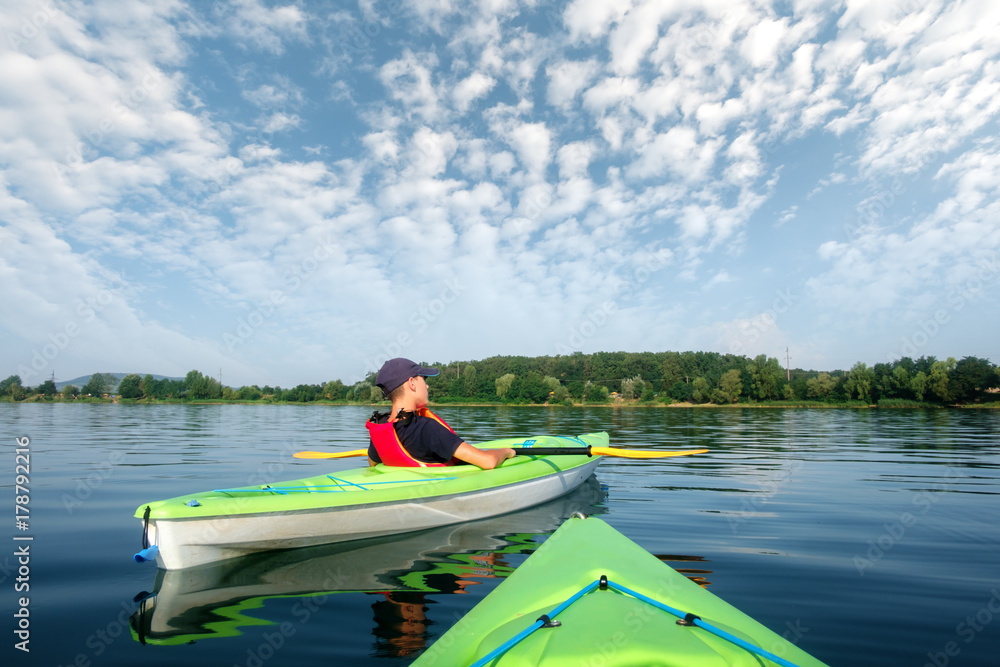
[2,0,999,389]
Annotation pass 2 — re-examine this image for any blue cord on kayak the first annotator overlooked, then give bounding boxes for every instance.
[472,576,804,667]
[604,580,803,667]
[212,477,460,495]
[469,579,601,667]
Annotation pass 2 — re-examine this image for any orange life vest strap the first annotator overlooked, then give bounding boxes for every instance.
[366,407,456,467]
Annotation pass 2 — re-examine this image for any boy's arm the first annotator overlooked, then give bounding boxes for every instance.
[452,442,515,469]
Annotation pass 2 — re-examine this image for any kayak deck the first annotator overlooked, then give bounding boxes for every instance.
[413,516,829,667]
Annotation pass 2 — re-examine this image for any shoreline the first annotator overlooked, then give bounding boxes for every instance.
[3,397,998,409]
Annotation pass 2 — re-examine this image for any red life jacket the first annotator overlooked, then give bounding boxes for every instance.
[365,407,459,467]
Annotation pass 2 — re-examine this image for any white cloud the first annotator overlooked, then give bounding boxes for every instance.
[627,126,720,182]
[378,50,442,121]
[546,58,600,109]
[216,0,307,55]
[741,17,788,68]
[581,75,639,115]
[261,112,301,133]
[242,77,304,108]
[562,0,632,42]
[452,70,496,113]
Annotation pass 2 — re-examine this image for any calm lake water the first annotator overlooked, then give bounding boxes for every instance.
[1,404,998,666]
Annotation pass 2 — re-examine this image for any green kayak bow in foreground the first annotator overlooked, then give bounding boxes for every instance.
[412,516,829,667]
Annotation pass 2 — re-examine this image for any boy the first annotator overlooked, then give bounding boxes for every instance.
[366,358,515,469]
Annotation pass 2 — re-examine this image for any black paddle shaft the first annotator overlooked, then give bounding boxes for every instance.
[512,446,593,457]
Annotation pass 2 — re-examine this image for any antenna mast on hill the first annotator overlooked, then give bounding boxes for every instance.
[785,347,791,381]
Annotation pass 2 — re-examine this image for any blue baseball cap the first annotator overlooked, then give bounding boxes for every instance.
[375,358,439,396]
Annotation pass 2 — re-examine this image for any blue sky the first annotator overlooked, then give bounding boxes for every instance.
[2,0,998,389]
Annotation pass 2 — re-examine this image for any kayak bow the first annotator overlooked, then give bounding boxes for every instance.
[413,515,829,667]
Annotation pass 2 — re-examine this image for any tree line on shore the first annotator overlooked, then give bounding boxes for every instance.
[2,351,999,406]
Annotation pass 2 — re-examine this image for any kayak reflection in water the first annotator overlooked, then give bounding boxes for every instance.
[127,481,610,649]
[370,552,509,658]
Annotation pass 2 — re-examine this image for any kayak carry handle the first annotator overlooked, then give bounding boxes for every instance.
[134,505,158,563]
[133,546,159,563]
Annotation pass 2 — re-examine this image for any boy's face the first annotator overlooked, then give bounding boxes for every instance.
[412,375,430,407]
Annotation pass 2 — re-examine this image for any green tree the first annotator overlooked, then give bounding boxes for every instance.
[552,385,571,404]
[911,371,929,401]
[661,353,683,387]
[668,381,693,402]
[950,356,997,402]
[621,376,645,400]
[61,384,78,400]
[39,379,57,397]
[717,369,742,404]
[542,375,561,391]
[891,365,912,399]
[692,377,710,403]
[748,355,781,400]
[516,373,549,403]
[844,362,875,402]
[806,373,837,399]
[184,370,223,399]
[542,376,562,402]
[461,364,478,397]
[185,370,209,399]
[929,358,956,403]
[82,373,115,396]
[238,385,263,400]
[0,375,22,394]
[323,380,346,400]
[141,374,155,398]
[348,381,372,401]
[495,373,515,400]
[118,374,143,399]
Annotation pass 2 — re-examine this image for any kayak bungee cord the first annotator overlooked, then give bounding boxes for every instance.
[472,575,805,667]
[602,577,804,667]
[211,477,460,495]
[469,579,602,667]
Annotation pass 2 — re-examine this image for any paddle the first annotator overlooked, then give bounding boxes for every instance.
[293,446,708,460]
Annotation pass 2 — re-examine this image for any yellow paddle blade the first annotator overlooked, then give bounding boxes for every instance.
[293,448,369,459]
[591,447,709,459]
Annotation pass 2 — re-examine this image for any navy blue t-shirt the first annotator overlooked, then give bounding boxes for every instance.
[367,413,464,464]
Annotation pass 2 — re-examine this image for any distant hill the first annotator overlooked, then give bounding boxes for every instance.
[55,373,184,391]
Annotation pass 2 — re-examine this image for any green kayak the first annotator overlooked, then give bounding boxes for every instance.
[134,433,603,569]
[412,516,829,667]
